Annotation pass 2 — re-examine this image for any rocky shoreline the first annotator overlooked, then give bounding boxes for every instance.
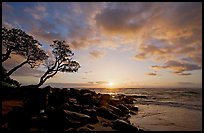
[2,86,146,132]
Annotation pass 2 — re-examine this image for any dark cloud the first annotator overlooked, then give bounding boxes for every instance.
[95,81,109,84]
[146,72,157,76]
[152,60,201,75]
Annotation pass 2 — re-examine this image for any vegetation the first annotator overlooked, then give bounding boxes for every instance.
[2,27,48,77]
[2,27,80,87]
[35,40,80,87]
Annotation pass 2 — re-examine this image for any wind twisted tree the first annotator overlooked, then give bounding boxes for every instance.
[2,27,48,77]
[35,40,80,87]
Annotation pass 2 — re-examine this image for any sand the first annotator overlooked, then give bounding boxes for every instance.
[130,104,202,131]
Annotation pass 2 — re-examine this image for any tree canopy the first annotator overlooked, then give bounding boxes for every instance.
[2,27,48,77]
[36,40,80,87]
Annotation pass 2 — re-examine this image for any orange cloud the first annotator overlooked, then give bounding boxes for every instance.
[152,60,201,75]
[89,50,106,59]
[146,72,157,76]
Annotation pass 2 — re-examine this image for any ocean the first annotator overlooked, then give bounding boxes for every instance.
[87,87,202,131]
[88,88,202,111]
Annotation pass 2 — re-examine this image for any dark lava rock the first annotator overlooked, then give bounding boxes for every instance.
[98,94,111,106]
[131,95,147,99]
[121,96,134,104]
[7,107,30,132]
[78,127,92,131]
[96,107,119,120]
[130,110,136,115]
[117,104,130,114]
[87,124,95,129]
[108,104,123,116]
[108,99,120,107]
[111,119,138,132]
[63,110,92,122]
[130,106,139,112]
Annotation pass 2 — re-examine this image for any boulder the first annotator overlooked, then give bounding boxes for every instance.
[96,107,119,120]
[111,119,138,132]
[117,104,130,114]
[63,110,92,122]
[108,104,123,116]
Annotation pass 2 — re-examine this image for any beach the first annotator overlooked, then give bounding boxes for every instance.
[130,104,202,131]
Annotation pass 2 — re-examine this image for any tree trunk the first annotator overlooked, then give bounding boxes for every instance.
[5,60,28,77]
[35,70,58,88]
[2,49,12,62]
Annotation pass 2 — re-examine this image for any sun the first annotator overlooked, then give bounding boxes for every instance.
[108,82,114,87]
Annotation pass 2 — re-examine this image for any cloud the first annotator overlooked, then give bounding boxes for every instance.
[151,60,201,75]
[89,50,106,59]
[24,4,47,20]
[95,81,109,84]
[88,81,109,85]
[2,2,13,11]
[146,72,157,76]
[2,2,202,77]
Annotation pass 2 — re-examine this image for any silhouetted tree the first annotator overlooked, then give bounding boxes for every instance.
[35,40,80,87]
[2,27,48,77]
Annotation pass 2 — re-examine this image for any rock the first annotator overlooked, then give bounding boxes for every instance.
[96,107,119,120]
[117,104,130,114]
[130,106,139,112]
[7,107,30,132]
[130,110,136,115]
[63,110,92,122]
[130,95,147,99]
[108,99,120,107]
[121,96,134,104]
[68,98,77,104]
[87,124,95,129]
[98,94,111,106]
[78,127,92,131]
[139,128,145,131]
[80,89,96,95]
[69,88,80,98]
[111,119,138,131]
[108,104,123,116]
[81,109,97,117]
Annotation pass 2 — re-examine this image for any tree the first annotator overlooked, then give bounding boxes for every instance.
[2,27,48,77]
[35,40,80,87]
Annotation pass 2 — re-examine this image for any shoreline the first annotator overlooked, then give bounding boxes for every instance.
[130,104,202,131]
[2,86,202,131]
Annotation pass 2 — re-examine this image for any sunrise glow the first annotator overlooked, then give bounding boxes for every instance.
[2,2,202,89]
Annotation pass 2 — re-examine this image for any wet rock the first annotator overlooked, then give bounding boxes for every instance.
[108,99,120,107]
[111,119,138,131]
[130,95,147,99]
[130,106,139,112]
[80,89,96,96]
[69,88,80,98]
[78,127,92,131]
[117,104,130,114]
[63,110,93,124]
[130,110,136,115]
[68,98,77,104]
[108,104,123,116]
[96,107,119,120]
[64,110,91,119]
[87,124,95,129]
[98,94,111,106]
[121,96,134,104]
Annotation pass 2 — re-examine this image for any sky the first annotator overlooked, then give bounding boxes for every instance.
[2,2,202,88]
